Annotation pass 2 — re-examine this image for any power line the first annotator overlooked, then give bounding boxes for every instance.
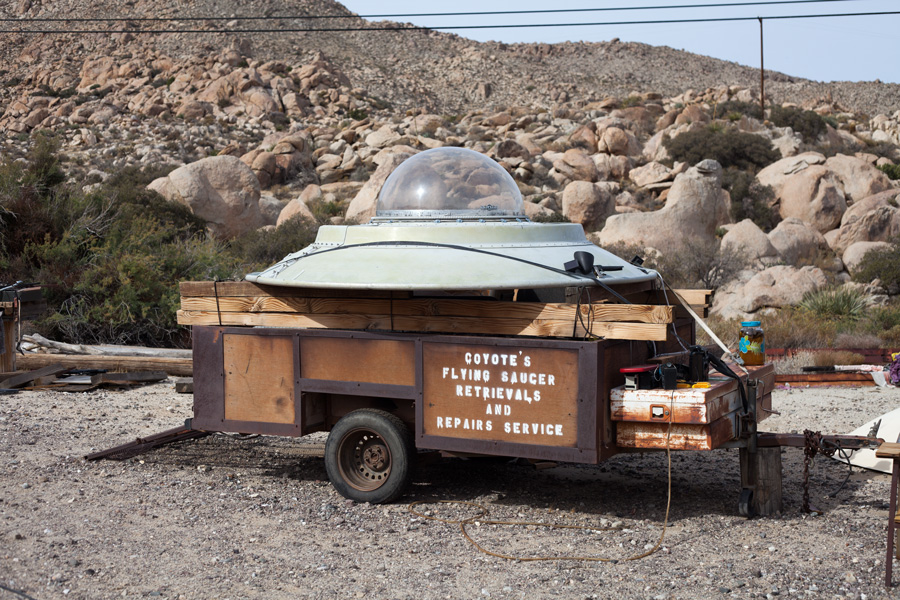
[0,9,897,34]
[0,0,874,22]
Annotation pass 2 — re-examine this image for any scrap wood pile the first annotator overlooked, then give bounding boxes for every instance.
[17,334,193,377]
[177,281,711,341]
[0,364,168,393]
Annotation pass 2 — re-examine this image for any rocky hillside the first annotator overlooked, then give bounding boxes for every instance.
[3,0,900,344]
[2,0,899,119]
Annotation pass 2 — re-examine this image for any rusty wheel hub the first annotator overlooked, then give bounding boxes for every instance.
[338,430,393,492]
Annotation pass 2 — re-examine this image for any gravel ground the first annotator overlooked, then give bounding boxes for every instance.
[2,382,900,600]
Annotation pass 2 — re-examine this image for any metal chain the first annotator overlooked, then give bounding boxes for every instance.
[802,430,837,514]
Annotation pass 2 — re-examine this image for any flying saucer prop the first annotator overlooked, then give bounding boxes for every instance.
[245,147,657,290]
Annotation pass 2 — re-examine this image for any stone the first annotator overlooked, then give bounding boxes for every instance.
[345,151,414,223]
[147,155,263,240]
[712,266,828,319]
[720,219,778,263]
[561,181,615,231]
[824,154,892,203]
[598,126,640,156]
[595,161,731,253]
[560,149,599,182]
[674,104,709,126]
[628,161,671,187]
[842,241,891,277]
[411,114,444,135]
[258,194,285,226]
[767,218,836,268]
[757,159,846,233]
[840,189,900,227]
[277,193,317,227]
[177,100,208,120]
[829,204,900,254]
[522,201,556,219]
[494,140,531,161]
[365,126,402,149]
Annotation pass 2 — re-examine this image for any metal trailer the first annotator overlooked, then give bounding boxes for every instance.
[176,315,784,513]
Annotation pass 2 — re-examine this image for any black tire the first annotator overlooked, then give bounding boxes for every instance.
[324,408,413,504]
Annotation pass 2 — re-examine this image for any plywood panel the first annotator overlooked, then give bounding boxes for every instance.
[299,337,415,386]
[224,334,295,424]
[422,342,580,447]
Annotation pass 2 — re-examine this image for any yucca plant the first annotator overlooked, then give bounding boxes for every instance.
[798,287,870,321]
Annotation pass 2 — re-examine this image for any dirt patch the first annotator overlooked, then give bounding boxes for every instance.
[2,383,899,599]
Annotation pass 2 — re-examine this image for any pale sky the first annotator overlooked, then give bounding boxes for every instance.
[340,0,899,84]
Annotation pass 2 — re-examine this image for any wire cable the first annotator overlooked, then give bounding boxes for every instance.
[0,583,40,600]
[0,0,874,21]
[408,410,675,563]
[1,9,898,34]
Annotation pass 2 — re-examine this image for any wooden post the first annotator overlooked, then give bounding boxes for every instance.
[759,17,765,118]
[740,447,783,516]
[0,315,15,372]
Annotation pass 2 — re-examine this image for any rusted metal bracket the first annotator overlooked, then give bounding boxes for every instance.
[756,432,883,450]
[85,420,209,461]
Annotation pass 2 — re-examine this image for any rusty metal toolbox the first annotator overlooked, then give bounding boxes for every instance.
[611,364,775,450]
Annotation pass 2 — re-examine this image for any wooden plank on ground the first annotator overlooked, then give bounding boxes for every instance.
[18,354,192,377]
[90,371,168,384]
[175,378,193,393]
[179,296,674,325]
[0,364,67,389]
[176,310,669,341]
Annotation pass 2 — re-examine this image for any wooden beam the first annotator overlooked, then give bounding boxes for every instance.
[176,310,668,341]
[0,364,68,389]
[179,281,409,299]
[18,354,193,377]
[671,289,712,306]
[179,296,674,325]
[90,371,168,384]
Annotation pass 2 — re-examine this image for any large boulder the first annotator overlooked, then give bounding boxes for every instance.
[561,181,616,231]
[345,150,415,223]
[756,152,846,232]
[828,204,900,254]
[720,219,778,264]
[840,189,900,227]
[595,160,731,253]
[842,241,891,277]
[824,154,893,203]
[597,126,640,156]
[712,265,828,319]
[767,217,837,268]
[148,155,264,240]
[276,184,321,227]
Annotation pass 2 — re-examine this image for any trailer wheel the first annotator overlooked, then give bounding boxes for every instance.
[325,409,413,504]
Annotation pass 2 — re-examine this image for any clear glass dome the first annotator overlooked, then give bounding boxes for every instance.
[374,147,524,220]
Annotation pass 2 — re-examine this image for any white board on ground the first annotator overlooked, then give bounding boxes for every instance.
[838,406,900,474]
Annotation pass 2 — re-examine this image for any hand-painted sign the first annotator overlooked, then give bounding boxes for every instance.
[422,342,579,447]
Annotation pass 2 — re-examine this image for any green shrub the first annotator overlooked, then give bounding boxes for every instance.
[604,237,747,289]
[722,167,779,232]
[852,240,900,291]
[663,126,781,171]
[798,287,869,321]
[878,163,900,180]
[769,105,828,141]
[227,216,318,273]
[530,211,570,223]
[714,100,762,121]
